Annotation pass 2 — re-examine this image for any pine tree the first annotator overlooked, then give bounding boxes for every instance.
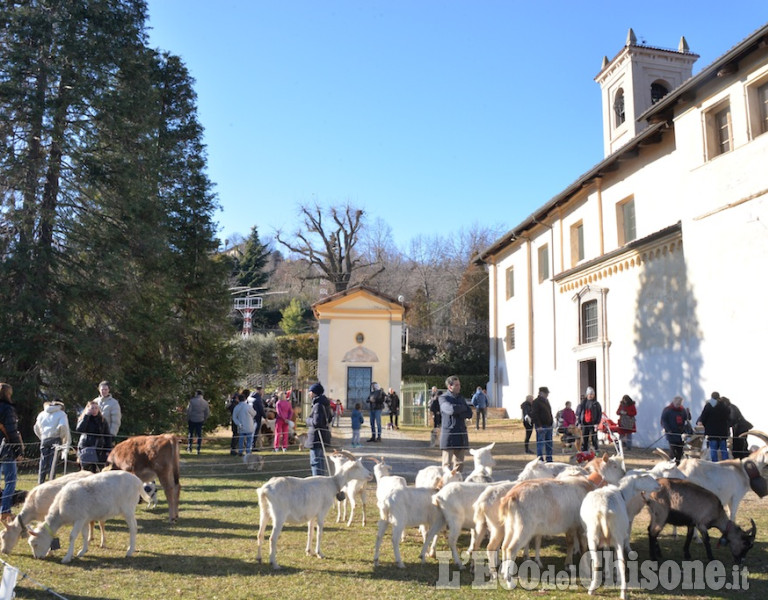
[279,298,305,335]
[235,226,271,289]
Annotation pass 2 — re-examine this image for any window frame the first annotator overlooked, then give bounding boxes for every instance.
[704,99,732,160]
[580,300,599,344]
[616,197,636,246]
[537,244,549,283]
[505,266,515,300]
[506,324,516,351]
[570,221,584,267]
[746,75,768,140]
[614,88,626,127]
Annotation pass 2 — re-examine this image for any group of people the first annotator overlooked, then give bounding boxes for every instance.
[661,391,752,464]
[0,380,122,522]
[226,387,294,456]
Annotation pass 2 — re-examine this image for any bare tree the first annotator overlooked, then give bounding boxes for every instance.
[276,203,383,293]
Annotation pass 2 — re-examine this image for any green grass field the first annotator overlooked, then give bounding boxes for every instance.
[5,421,767,599]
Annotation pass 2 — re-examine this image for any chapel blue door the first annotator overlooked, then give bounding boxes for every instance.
[346,367,372,410]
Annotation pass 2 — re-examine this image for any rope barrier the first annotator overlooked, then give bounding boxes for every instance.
[0,557,69,599]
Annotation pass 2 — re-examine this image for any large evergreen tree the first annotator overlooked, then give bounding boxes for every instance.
[0,1,236,436]
[234,225,271,290]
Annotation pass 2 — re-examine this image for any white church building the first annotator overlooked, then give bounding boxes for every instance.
[477,24,768,446]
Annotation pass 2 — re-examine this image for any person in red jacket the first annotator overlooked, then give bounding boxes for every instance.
[616,395,637,450]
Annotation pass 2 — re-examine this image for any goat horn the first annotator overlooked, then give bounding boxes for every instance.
[338,450,357,461]
[654,448,671,460]
[741,430,768,444]
[368,456,380,464]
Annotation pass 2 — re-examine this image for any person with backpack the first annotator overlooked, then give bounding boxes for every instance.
[576,386,602,452]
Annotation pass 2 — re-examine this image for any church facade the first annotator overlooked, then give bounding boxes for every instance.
[477,24,768,444]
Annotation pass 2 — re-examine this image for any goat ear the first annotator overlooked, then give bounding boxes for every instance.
[602,452,609,462]
[27,526,38,537]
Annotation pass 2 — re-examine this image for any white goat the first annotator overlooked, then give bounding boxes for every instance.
[1,471,95,555]
[328,450,368,527]
[373,486,446,568]
[676,443,768,522]
[256,458,372,569]
[500,457,626,571]
[27,471,145,563]
[371,457,406,505]
[469,443,496,472]
[415,465,462,489]
[580,474,661,600]
[432,481,492,567]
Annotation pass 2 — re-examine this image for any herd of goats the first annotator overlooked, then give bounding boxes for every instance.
[257,432,766,598]
[0,430,766,599]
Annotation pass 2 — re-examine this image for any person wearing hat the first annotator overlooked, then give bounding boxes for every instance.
[306,382,331,475]
[530,386,554,462]
[576,386,602,452]
[33,398,72,483]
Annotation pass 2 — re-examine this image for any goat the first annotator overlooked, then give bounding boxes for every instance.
[1,472,96,555]
[674,441,768,523]
[471,460,589,570]
[465,465,494,483]
[371,457,406,505]
[579,474,661,600]
[415,465,462,489]
[27,471,146,563]
[433,481,492,568]
[469,443,496,473]
[644,478,756,565]
[256,458,372,569]
[499,456,625,572]
[328,450,368,527]
[373,486,446,568]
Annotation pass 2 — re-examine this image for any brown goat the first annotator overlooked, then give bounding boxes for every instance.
[643,478,756,565]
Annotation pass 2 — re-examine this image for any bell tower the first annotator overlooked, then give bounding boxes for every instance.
[595,29,699,157]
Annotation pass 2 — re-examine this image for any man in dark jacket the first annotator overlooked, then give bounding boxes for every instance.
[248,387,266,450]
[530,386,554,463]
[697,391,731,462]
[439,376,473,474]
[306,382,331,475]
[0,383,24,521]
[367,382,386,442]
[576,386,602,452]
[520,395,535,454]
[660,395,691,464]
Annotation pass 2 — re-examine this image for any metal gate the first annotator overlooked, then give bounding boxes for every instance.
[400,382,429,426]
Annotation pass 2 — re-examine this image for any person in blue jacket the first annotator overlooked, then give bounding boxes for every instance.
[439,376,473,474]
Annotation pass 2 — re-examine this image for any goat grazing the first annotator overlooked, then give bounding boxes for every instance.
[1,472,95,555]
[256,458,372,569]
[644,478,756,565]
[580,474,661,600]
[27,471,146,563]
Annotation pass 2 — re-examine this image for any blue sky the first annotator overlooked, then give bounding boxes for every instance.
[145,1,767,251]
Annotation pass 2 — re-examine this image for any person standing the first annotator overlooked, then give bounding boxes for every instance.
[366,382,386,442]
[232,394,256,459]
[186,389,210,455]
[0,383,23,522]
[576,387,602,452]
[226,392,240,455]
[306,382,331,475]
[471,386,489,430]
[697,391,730,462]
[660,395,691,464]
[723,396,753,459]
[273,392,293,452]
[350,402,365,447]
[429,386,442,428]
[386,388,400,430]
[530,386,554,462]
[95,380,121,440]
[247,388,266,450]
[520,395,535,454]
[616,395,637,450]
[75,401,111,473]
[439,376,473,474]
[33,399,71,483]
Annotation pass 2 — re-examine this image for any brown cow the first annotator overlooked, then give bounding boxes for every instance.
[106,434,180,523]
